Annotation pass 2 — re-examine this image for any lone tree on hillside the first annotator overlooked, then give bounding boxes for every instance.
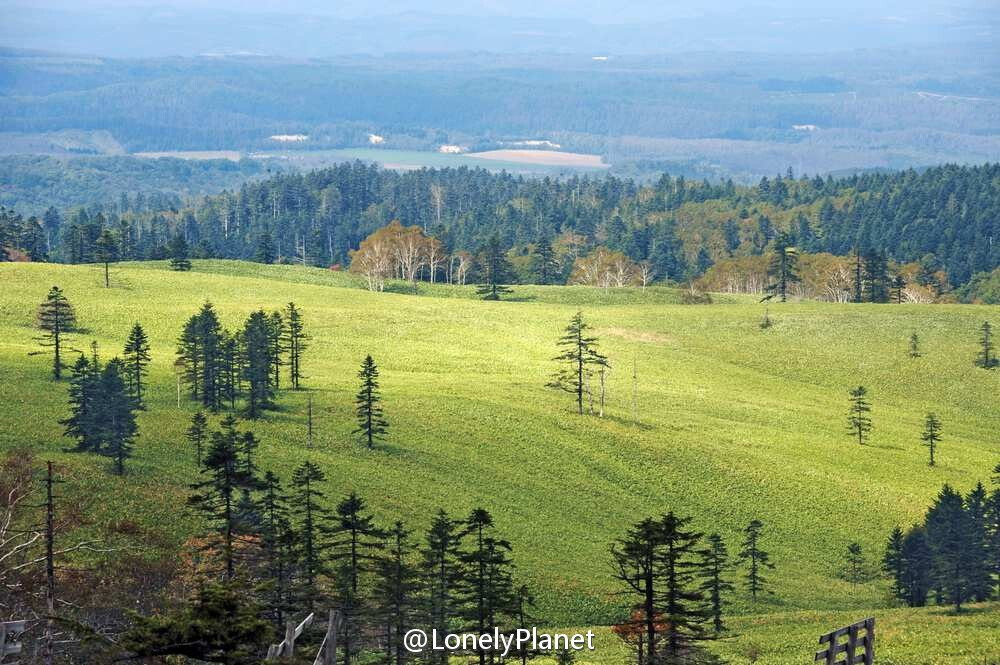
[548,311,609,415]
[766,232,799,302]
[34,286,77,379]
[909,332,921,358]
[846,386,872,446]
[94,228,118,288]
[168,233,192,271]
[921,413,942,466]
[739,519,774,601]
[123,322,151,408]
[355,355,388,449]
[283,302,307,389]
[476,234,514,301]
[844,542,866,587]
[975,321,997,369]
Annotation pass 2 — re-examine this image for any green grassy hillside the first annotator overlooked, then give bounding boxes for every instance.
[0,261,997,635]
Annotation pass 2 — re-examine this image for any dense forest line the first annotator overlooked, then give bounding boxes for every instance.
[4,162,998,293]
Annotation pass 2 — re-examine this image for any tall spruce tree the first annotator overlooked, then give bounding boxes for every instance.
[94,228,118,288]
[354,355,388,448]
[925,485,976,612]
[266,311,285,391]
[375,521,421,665]
[476,234,514,301]
[99,358,138,475]
[611,518,663,664]
[548,311,609,415]
[862,249,890,303]
[766,232,799,302]
[699,533,733,633]
[964,483,993,602]
[330,492,385,665]
[899,526,932,606]
[657,513,709,663]
[288,461,332,609]
[61,353,101,453]
[738,519,774,601]
[975,321,997,369]
[883,526,905,603]
[187,415,261,581]
[242,311,275,418]
[35,286,76,379]
[283,302,307,389]
[921,413,942,466]
[460,508,516,665]
[123,322,151,409]
[187,411,209,466]
[177,302,224,410]
[422,510,465,665]
[844,542,865,587]
[909,332,921,358]
[260,471,295,629]
[256,231,276,264]
[168,233,192,271]
[846,385,872,446]
[533,234,558,285]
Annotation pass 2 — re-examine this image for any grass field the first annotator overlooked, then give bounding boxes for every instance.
[0,260,998,662]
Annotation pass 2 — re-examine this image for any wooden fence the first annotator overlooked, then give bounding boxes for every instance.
[815,617,874,665]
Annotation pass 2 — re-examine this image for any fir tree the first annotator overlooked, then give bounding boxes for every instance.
[909,332,921,358]
[533,234,558,285]
[177,302,224,410]
[94,228,118,288]
[330,492,385,665]
[547,311,609,415]
[123,322,151,408]
[61,353,101,452]
[846,386,872,446]
[738,519,774,601]
[375,521,421,665]
[256,231,276,264]
[844,542,865,587]
[975,321,997,369]
[266,311,285,390]
[921,413,942,466]
[35,286,76,379]
[168,233,192,271]
[187,411,209,466]
[422,510,465,665]
[656,512,709,663]
[892,275,906,303]
[925,485,976,612]
[289,461,333,609]
[900,526,932,607]
[354,355,388,448]
[283,302,307,389]
[476,234,514,300]
[766,231,799,302]
[260,471,295,629]
[883,526,905,603]
[99,358,138,475]
[242,311,274,418]
[964,483,993,602]
[699,533,733,632]
[460,508,517,665]
[862,249,890,303]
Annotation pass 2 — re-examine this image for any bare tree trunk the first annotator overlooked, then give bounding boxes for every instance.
[44,461,55,665]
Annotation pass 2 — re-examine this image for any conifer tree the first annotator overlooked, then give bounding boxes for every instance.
[94,228,118,288]
[260,471,295,629]
[422,510,465,665]
[964,483,993,602]
[242,310,275,418]
[900,526,932,606]
[883,526,905,603]
[100,358,138,475]
[846,385,872,446]
[187,411,209,466]
[123,322,151,408]
[288,461,332,609]
[925,485,976,612]
[738,519,774,600]
[844,542,865,587]
[266,311,285,390]
[975,321,997,369]
[61,353,101,452]
[187,415,260,581]
[862,249,890,303]
[656,512,710,663]
[699,533,732,632]
[354,355,388,448]
[35,286,76,379]
[476,234,514,301]
[908,332,921,358]
[766,232,799,302]
[986,484,1000,598]
[283,302,307,389]
[256,231,276,264]
[611,518,664,664]
[921,413,942,466]
[548,311,609,415]
[330,492,385,665]
[533,234,558,285]
[168,233,192,271]
[375,521,421,665]
[460,508,517,665]
[177,302,224,410]
[892,275,906,303]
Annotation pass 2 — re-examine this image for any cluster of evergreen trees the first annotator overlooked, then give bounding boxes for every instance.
[176,301,307,417]
[179,413,529,665]
[611,515,775,664]
[882,468,1000,612]
[0,205,47,261]
[14,162,999,290]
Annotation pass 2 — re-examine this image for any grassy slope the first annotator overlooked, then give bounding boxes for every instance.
[0,261,997,650]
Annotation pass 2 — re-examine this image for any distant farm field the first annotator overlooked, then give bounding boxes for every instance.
[0,260,998,662]
[467,149,608,167]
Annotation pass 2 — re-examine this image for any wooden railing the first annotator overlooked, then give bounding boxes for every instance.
[815,617,874,665]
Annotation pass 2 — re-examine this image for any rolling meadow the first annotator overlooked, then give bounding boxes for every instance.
[0,260,998,663]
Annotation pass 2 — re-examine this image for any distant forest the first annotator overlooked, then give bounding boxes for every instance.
[3,161,998,295]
